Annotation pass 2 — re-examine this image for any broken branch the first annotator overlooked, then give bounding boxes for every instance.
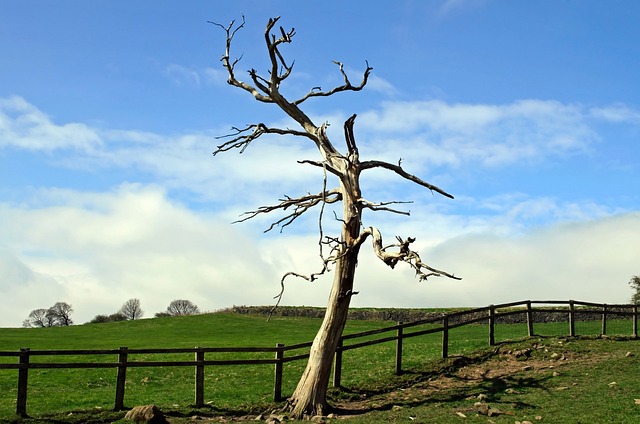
[357,227,461,281]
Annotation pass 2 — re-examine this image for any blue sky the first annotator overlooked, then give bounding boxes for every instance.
[1,0,639,327]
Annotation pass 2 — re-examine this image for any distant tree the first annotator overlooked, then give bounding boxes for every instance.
[88,312,127,324]
[154,312,172,318]
[89,314,111,324]
[48,302,73,326]
[109,312,127,322]
[630,275,640,304]
[23,303,73,327]
[166,299,200,316]
[119,298,143,320]
[22,308,54,328]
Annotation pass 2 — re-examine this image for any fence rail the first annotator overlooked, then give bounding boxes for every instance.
[1,299,638,417]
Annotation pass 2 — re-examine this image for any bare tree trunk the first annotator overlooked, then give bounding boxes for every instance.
[289,251,358,417]
[289,179,362,418]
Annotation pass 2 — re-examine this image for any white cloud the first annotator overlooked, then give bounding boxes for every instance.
[0,97,326,208]
[164,64,201,86]
[0,96,102,151]
[364,74,398,97]
[0,182,637,327]
[163,64,230,87]
[357,99,599,168]
[0,185,286,327]
[422,212,640,306]
[341,211,640,310]
[590,104,640,124]
[4,96,638,208]
[1,96,637,328]
[203,67,229,85]
[471,194,619,230]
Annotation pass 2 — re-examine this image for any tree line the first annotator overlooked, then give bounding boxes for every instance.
[22,299,200,328]
[22,277,640,328]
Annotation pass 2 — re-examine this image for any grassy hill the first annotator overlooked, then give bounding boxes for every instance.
[1,309,639,423]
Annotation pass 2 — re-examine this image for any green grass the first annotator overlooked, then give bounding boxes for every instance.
[0,313,388,420]
[0,312,638,423]
[339,336,640,424]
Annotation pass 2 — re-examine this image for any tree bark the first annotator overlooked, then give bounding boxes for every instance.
[289,176,362,418]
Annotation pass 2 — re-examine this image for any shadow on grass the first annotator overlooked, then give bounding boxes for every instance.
[329,341,553,416]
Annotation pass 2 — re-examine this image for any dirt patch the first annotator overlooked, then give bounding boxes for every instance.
[331,339,610,417]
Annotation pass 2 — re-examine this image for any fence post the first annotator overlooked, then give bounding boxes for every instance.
[114,346,128,411]
[273,343,284,401]
[395,322,403,375]
[195,347,205,407]
[442,316,449,359]
[333,339,343,388]
[488,306,495,346]
[601,304,607,336]
[16,348,30,417]
[526,301,534,337]
[568,300,576,337]
[634,304,638,339]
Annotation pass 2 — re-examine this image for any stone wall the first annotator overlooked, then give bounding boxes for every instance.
[221,305,634,324]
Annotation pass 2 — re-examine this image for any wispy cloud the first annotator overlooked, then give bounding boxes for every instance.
[1,183,636,327]
[590,104,640,123]
[0,97,322,209]
[163,64,229,87]
[3,95,639,212]
[0,96,101,151]
[439,0,488,16]
[358,99,604,168]
[164,64,202,86]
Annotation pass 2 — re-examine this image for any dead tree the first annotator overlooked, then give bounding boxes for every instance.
[211,16,459,418]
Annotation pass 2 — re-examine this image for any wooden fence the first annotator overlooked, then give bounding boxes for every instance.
[1,299,638,417]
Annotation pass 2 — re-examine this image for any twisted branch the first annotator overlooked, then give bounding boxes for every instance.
[355,227,461,281]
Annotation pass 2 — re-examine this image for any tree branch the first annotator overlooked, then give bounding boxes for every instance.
[358,227,461,281]
[297,159,342,178]
[214,124,316,155]
[358,198,412,215]
[293,61,373,106]
[235,189,343,232]
[265,17,296,86]
[209,16,274,103]
[360,159,455,199]
[344,114,359,163]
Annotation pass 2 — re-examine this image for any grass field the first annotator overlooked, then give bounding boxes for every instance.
[0,311,639,423]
